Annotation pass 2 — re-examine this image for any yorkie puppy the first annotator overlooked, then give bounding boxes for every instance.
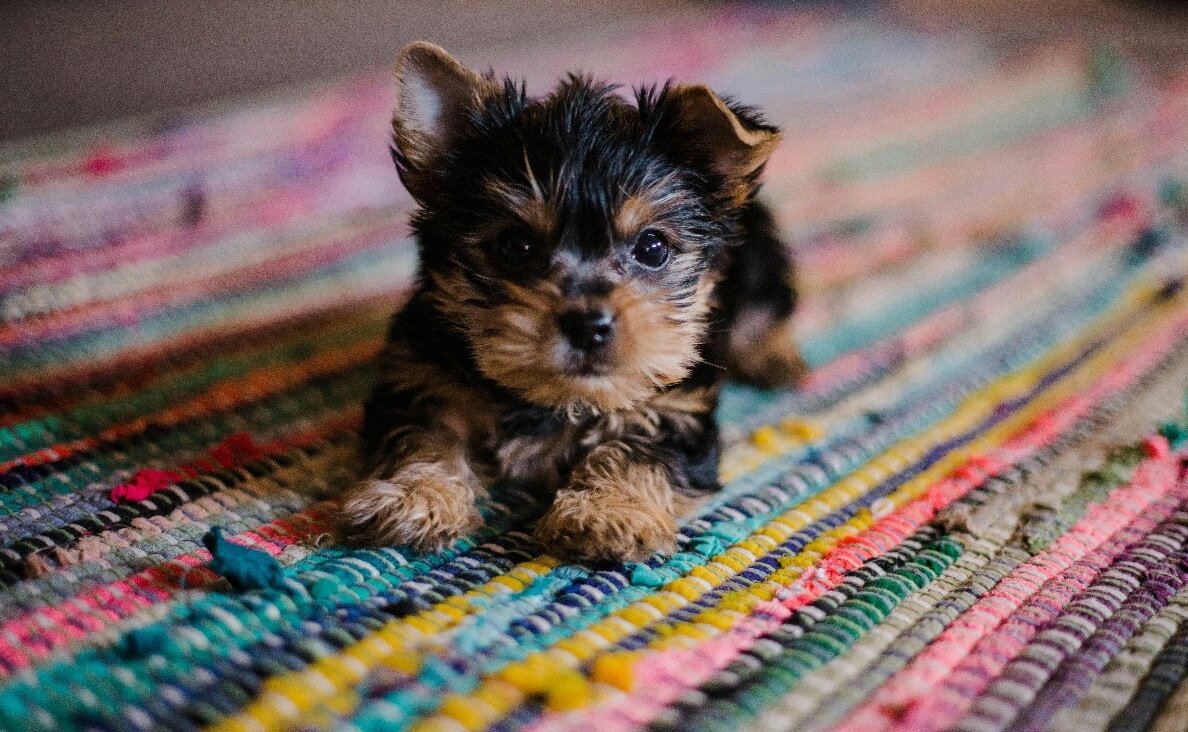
[338,43,804,562]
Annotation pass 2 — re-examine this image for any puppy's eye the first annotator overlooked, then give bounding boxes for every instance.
[496,230,536,263]
[631,229,670,269]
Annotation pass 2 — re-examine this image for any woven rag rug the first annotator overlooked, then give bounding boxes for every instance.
[3,6,1188,732]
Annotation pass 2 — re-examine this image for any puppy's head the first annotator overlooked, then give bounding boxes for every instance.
[392,43,780,413]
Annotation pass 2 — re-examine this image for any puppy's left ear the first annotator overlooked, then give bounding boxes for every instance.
[669,85,781,184]
[392,42,495,196]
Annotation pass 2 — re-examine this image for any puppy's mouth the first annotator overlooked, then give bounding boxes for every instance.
[560,349,616,378]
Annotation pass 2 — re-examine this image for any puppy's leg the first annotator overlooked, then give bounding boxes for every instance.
[535,383,722,562]
[717,200,806,388]
[339,340,489,551]
[339,427,485,551]
[534,443,678,562]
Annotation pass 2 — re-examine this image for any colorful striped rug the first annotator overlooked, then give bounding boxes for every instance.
[3,6,1188,731]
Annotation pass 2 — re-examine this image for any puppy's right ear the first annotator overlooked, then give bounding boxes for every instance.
[391,42,491,195]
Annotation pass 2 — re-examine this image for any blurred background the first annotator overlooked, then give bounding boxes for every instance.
[4,0,1188,143]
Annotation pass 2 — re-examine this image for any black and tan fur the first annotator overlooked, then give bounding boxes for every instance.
[339,43,804,562]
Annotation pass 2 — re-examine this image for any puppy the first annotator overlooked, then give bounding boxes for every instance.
[338,43,804,562]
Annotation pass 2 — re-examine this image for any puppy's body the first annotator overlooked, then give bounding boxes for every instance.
[341,44,803,561]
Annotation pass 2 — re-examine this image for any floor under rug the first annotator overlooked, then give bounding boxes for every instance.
[2,5,1188,731]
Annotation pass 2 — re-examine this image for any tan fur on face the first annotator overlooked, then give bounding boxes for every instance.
[616,196,655,237]
[534,444,677,561]
[613,174,690,239]
[431,263,719,413]
[480,174,555,235]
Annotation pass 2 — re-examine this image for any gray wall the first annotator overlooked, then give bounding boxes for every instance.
[0,0,686,142]
[4,0,1186,144]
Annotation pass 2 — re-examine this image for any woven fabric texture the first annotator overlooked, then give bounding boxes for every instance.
[2,6,1188,732]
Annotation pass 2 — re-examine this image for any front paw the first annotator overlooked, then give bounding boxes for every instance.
[337,463,483,552]
[534,488,676,563]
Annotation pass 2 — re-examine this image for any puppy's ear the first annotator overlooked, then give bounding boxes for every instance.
[668,85,780,183]
[392,43,492,192]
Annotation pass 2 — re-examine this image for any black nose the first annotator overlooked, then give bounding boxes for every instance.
[558,308,615,351]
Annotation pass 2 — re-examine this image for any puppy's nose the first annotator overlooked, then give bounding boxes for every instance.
[559,307,615,351]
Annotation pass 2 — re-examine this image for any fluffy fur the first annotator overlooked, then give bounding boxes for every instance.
[337,43,804,561]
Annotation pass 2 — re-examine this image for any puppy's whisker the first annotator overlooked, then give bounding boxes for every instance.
[523,148,545,201]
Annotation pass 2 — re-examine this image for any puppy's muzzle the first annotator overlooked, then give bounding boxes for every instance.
[558,307,615,352]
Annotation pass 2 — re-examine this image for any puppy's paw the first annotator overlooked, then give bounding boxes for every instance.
[337,463,483,552]
[534,488,677,563]
[728,315,808,388]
